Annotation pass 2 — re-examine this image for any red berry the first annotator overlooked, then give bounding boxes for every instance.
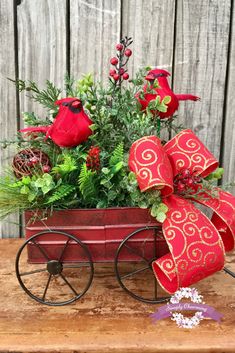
[113,73,120,81]
[109,69,116,77]
[119,68,125,75]
[187,178,194,187]
[30,157,39,165]
[116,43,123,51]
[177,182,185,192]
[42,165,51,173]
[110,57,118,65]
[181,169,191,179]
[194,175,202,183]
[123,73,129,80]
[124,49,132,57]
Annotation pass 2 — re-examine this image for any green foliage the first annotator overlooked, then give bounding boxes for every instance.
[44,184,76,205]
[109,143,124,168]
[33,174,56,195]
[22,112,50,127]
[205,167,224,181]
[0,177,30,219]
[146,95,171,114]
[10,174,56,202]
[10,78,61,112]
[52,154,78,176]
[78,164,98,204]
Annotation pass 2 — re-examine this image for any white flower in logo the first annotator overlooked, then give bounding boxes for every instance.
[169,287,204,329]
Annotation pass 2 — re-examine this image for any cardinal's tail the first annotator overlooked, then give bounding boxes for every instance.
[20,126,49,135]
[20,126,50,140]
[176,94,200,101]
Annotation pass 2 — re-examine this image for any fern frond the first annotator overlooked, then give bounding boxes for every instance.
[78,163,97,201]
[44,184,76,205]
[109,142,124,167]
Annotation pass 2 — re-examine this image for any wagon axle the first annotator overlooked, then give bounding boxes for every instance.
[47,260,63,275]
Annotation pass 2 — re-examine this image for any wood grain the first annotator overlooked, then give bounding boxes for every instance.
[70,0,121,82]
[173,0,231,160]
[0,239,235,352]
[122,0,176,79]
[0,0,20,238]
[122,0,176,142]
[17,0,67,119]
[222,3,235,194]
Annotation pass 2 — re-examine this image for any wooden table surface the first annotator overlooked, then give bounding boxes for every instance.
[0,239,235,353]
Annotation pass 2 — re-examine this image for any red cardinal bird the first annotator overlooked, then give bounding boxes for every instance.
[137,68,200,118]
[20,98,93,148]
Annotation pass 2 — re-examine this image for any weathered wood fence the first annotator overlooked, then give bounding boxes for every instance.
[0,0,234,238]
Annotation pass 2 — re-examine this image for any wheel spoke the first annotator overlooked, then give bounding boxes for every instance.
[42,274,52,301]
[224,267,235,278]
[60,273,78,296]
[153,229,157,259]
[154,276,158,299]
[31,240,49,261]
[63,263,90,269]
[123,243,149,263]
[58,239,70,262]
[20,268,47,277]
[121,265,150,280]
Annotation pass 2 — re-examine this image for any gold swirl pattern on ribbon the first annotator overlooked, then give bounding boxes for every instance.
[129,135,173,195]
[196,189,235,251]
[152,195,225,294]
[164,129,218,178]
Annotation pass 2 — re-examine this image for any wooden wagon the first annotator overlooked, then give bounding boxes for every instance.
[15,207,170,306]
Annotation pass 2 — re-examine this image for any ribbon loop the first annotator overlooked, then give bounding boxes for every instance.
[164,129,218,178]
[129,136,173,196]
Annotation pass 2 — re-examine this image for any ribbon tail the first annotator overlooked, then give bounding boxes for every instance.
[152,194,225,294]
[194,188,235,252]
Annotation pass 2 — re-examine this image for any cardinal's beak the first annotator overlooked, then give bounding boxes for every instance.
[145,74,155,81]
[71,100,82,109]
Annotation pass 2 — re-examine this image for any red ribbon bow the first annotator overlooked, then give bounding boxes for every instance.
[129,129,235,294]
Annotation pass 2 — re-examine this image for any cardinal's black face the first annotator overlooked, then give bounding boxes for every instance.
[62,99,83,113]
[153,73,166,78]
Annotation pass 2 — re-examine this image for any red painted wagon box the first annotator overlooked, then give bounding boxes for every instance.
[24,207,169,263]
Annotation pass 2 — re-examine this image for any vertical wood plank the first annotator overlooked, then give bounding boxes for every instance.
[70,0,121,81]
[173,0,231,160]
[222,4,235,194]
[17,0,67,117]
[0,0,20,238]
[122,0,176,79]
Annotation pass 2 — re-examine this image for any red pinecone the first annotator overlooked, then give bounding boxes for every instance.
[86,146,101,171]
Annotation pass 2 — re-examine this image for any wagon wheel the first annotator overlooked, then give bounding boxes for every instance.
[15,231,94,306]
[114,226,170,304]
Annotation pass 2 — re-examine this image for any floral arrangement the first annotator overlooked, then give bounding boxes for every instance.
[1,37,235,293]
[0,37,219,221]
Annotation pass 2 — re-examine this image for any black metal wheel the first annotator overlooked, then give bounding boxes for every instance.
[15,231,94,306]
[114,226,170,304]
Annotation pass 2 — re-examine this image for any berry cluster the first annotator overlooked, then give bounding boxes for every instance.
[109,36,133,84]
[86,146,101,171]
[27,157,51,173]
[174,169,202,194]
